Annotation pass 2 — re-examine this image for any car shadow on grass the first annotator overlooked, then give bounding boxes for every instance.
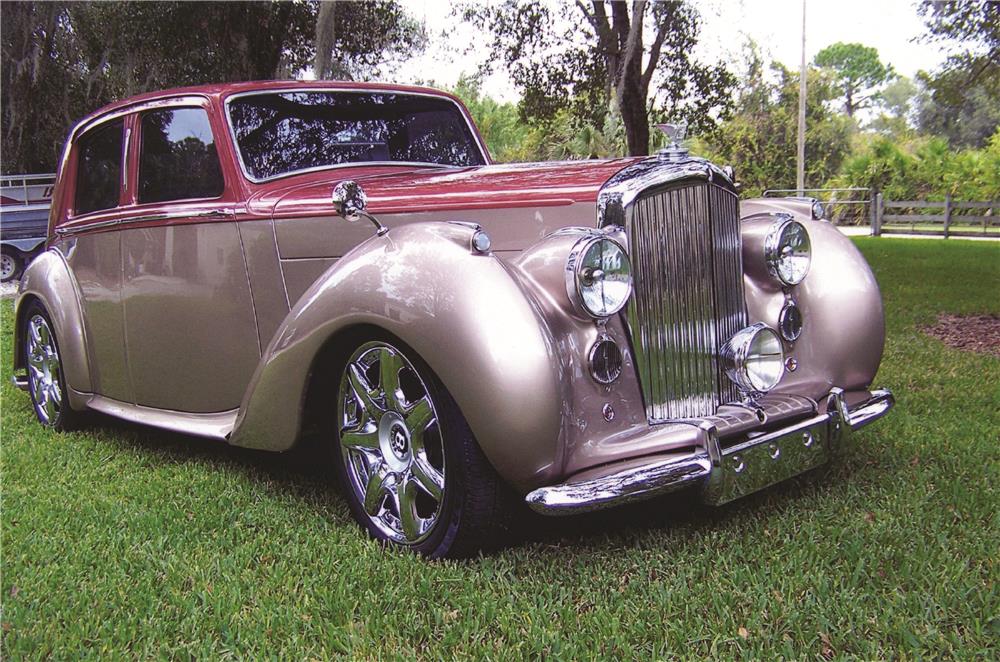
[63,405,873,557]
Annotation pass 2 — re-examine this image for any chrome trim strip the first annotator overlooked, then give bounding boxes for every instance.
[525,387,893,515]
[55,218,123,236]
[82,392,237,440]
[55,209,232,236]
[222,87,491,184]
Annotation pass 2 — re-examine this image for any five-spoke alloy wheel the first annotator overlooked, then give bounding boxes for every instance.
[334,338,515,557]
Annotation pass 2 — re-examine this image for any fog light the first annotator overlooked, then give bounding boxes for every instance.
[779,300,803,342]
[720,323,785,394]
[590,337,623,384]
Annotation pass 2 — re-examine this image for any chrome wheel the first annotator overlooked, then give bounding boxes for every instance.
[26,314,63,425]
[338,342,445,545]
[1,253,17,281]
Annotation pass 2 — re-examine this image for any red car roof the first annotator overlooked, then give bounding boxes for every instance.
[75,80,468,131]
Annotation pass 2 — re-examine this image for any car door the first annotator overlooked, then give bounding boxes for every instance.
[58,116,133,402]
[120,100,260,413]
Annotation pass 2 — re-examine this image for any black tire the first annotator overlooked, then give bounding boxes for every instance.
[332,336,518,558]
[1,249,23,282]
[21,301,84,431]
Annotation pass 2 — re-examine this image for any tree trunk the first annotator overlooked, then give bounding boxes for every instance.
[619,74,650,155]
[613,1,651,156]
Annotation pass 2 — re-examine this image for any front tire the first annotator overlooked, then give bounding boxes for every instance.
[22,301,83,431]
[333,339,515,558]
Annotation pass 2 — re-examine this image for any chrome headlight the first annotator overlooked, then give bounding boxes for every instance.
[567,236,633,318]
[720,323,785,393]
[765,218,811,286]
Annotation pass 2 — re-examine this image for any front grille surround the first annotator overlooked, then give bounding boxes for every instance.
[624,180,746,422]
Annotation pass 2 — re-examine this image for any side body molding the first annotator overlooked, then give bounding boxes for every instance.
[229,222,565,492]
[13,247,93,407]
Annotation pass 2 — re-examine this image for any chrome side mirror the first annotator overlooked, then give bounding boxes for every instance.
[332,180,368,221]
[331,180,387,236]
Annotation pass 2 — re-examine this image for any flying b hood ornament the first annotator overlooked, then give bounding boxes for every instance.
[656,121,689,161]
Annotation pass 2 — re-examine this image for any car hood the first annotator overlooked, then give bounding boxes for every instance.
[264,159,641,216]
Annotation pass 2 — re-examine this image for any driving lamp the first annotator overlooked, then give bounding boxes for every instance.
[720,323,785,394]
[765,218,811,286]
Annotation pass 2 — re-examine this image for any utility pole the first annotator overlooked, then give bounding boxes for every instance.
[796,0,807,195]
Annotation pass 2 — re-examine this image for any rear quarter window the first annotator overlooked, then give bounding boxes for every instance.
[74,119,124,215]
[138,108,224,204]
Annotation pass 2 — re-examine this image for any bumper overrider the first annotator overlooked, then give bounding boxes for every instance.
[526,387,894,514]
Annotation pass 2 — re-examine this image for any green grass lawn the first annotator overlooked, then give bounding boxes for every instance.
[2,238,998,659]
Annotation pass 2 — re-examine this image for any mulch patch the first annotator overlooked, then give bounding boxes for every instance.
[923,313,1000,358]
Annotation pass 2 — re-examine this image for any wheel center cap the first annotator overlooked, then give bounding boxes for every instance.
[389,424,409,456]
[378,412,411,469]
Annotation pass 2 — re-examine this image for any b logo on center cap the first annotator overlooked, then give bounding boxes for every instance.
[390,425,408,455]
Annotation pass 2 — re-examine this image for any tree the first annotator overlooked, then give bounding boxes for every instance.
[915,1,999,148]
[313,1,425,80]
[698,44,853,197]
[464,0,735,156]
[0,1,423,174]
[868,76,917,137]
[914,73,1000,148]
[813,42,895,118]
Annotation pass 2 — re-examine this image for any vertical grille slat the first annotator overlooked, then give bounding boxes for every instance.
[626,181,745,422]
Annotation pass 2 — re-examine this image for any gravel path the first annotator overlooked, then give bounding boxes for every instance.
[1,281,19,299]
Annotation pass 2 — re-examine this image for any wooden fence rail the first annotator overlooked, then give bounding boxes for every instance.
[872,194,999,238]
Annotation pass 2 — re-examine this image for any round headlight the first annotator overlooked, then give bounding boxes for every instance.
[720,323,785,394]
[765,218,811,286]
[568,236,632,318]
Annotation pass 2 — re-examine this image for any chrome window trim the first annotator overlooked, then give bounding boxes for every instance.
[222,87,491,184]
[135,104,228,206]
[66,95,216,220]
[72,117,128,218]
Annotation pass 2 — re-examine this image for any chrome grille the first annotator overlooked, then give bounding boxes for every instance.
[626,181,745,422]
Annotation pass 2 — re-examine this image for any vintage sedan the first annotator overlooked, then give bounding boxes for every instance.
[12,81,893,557]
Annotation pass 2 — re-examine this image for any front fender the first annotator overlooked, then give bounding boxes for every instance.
[741,212,886,399]
[13,248,92,405]
[229,222,565,491]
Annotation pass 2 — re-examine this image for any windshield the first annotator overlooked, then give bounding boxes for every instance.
[226,91,486,181]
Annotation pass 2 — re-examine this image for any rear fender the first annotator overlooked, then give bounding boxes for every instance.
[13,247,92,406]
[229,222,565,491]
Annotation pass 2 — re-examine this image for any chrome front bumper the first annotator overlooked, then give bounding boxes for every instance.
[525,387,894,515]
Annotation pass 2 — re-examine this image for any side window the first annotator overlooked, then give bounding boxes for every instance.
[138,108,224,204]
[75,119,124,215]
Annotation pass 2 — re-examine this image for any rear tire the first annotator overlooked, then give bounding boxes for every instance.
[333,337,517,558]
[22,301,84,431]
[1,249,22,282]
